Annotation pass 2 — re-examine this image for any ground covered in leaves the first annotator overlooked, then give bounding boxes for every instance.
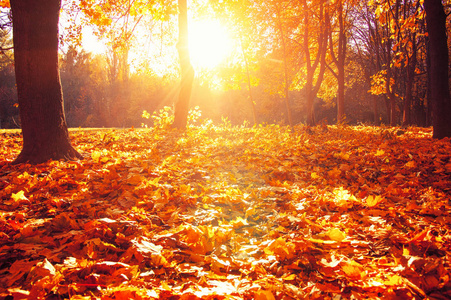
[0,124,450,299]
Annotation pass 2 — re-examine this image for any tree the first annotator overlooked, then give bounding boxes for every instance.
[327,0,349,124]
[10,0,81,164]
[172,0,195,129]
[274,1,293,127]
[424,0,451,138]
[302,0,328,126]
[211,0,261,125]
[400,0,421,126]
[351,2,383,124]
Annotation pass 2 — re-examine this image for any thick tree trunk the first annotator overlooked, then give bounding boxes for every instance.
[424,0,451,139]
[10,0,81,164]
[373,95,379,125]
[173,0,195,130]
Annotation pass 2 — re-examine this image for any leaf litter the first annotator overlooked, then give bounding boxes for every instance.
[0,124,450,299]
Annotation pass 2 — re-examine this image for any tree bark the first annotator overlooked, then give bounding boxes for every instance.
[10,0,81,164]
[424,0,451,139]
[276,4,293,127]
[373,95,379,125]
[303,0,327,126]
[385,26,397,126]
[402,32,416,127]
[328,0,346,124]
[173,0,195,130]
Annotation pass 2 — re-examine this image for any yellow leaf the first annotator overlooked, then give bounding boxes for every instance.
[403,247,410,256]
[161,281,171,290]
[311,172,319,179]
[342,260,365,280]
[341,153,350,160]
[375,149,385,156]
[91,150,101,163]
[328,228,346,242]
[230,216,248,228]
[91,150,109,163]
[384,274,403,286]
[366,195,383,207]
[11,190,28,202]
[264,237,296,260]
[282,273,297,281]
[142,110,150,119]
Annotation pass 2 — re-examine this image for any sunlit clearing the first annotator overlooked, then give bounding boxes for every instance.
[189,19,233,70]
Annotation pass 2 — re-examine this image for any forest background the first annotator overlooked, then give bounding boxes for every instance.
[0,0,449,129]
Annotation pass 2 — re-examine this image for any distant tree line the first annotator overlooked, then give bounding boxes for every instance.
[1,41,446,130]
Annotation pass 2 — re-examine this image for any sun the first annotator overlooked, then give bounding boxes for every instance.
[188,19,233,70]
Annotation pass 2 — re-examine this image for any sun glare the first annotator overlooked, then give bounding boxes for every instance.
[82,28,106,55]
[80,18,234,76]
[188,19,233,70]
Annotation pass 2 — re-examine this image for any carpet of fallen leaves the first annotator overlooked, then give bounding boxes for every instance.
[1,124,451,299]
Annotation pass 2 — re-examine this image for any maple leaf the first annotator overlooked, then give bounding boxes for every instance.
[342,260,366,280]
[0,125,450,299]
[263,237,296,261]
[327,228,346,242]
[366,195,384,207]
[123,237,172,268]
[6,190,30,208]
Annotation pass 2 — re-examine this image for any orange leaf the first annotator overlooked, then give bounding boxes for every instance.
[342,260,365,280]
[254,289,276,300]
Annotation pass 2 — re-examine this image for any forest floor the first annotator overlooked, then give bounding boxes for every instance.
[0,124,450,299]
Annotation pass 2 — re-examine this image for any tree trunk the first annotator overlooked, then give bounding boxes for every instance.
[173,0,195,129]
[424,0,451,139]
[389,91,397,126]
[303,0,327,126]
[373,95,379,125]
[402,34,416,127]
[385,34,397,126]
[335,0,346,124]
[276,5,293,127]
[325,0,346,124]
[401,1,419,127]
[10,0,81,164]
[241,41,257,125]
[303,0,314,126]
